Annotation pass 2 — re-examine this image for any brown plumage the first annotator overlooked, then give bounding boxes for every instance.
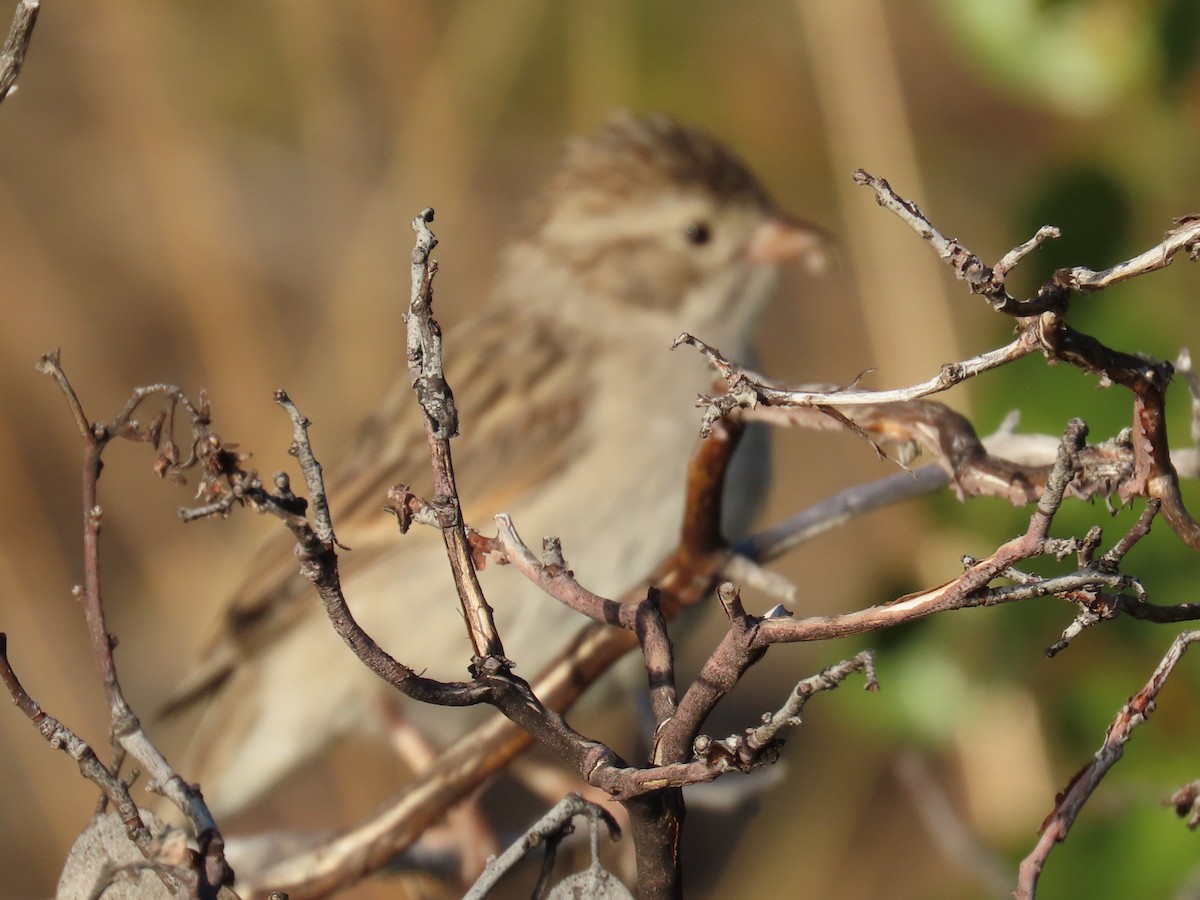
[169,112,827,817]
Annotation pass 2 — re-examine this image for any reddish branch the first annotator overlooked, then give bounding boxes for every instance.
[241,407,746,898]
[680,174,1200,558]
[23,353,235,894]
[852,176,1200,557]
[241,214,880,899]
[20,170,1200,899]
[216,194,1200,898]
[267,400,491,708]
[853,171,1200,315]
[1016,630,1200,899]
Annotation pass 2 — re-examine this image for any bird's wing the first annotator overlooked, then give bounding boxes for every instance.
[162,308,591,715]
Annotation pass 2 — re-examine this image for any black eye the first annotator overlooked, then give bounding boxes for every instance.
[684,221,711,245]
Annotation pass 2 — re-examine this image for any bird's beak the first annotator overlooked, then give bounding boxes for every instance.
[746,214,834,275]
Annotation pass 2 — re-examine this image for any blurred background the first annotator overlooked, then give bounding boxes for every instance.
[2,1,1199,897]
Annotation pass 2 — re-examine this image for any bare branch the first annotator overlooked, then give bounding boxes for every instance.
[1058,215,1200,292]
[36,350,92,438]
[993,226,1061,281]
[682,173,1200,558]
[0,636,168,882]
[0,0,38,103]
[853,169,1048,314]
[34,355,234,892]
[672,331,1036,429]
[463,794,621,900]
[745,650,878,750]
[406,208,505,665]
[1016,630,1200,899]
[275,389,340,547]
[43,164,1198,899]
[492,515,677,725]
[852,170,1200,317]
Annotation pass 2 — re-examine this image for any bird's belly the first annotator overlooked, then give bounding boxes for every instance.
[199,365,758,812]
[359,410,694,673]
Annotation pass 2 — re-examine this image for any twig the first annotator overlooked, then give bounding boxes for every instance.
[993,226,1061,281]
[853,170,1200,316]
[751,422,1085,644]
[1016,630,1200,899]
[0,0,38,103]
[745,651,878,749]
[856,171,1200,550]
[683,173,1200,555]
[736,463,949,563]
[406,208,505,665]
[34,354,233,893]
[672,331,1035,435]
[107,178,1200,899]
[272,398,492,709]
[462,794,620,900]
[275,390,339,547]
[1057,215,1200,292]
[0,636,172,888]
[492,515,678,725]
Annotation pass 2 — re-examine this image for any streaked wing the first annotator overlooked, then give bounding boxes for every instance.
[163,308,590,713]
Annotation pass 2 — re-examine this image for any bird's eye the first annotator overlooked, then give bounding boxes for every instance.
[684,221,712,246]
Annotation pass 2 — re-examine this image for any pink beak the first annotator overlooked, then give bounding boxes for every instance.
[746,214,833,274]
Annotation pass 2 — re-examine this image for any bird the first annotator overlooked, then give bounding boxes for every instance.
[167,112,828,819]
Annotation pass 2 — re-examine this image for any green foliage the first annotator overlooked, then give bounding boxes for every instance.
[1156,0,1200,93]
[932,0,1154,113]
[1017,165,1133,276]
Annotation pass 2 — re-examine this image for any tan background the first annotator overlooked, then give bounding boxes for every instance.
[1,2,1199,898]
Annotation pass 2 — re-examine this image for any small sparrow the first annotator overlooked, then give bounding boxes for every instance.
[169,113,827,816]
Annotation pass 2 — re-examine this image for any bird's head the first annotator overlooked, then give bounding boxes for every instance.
[497,112,830,347]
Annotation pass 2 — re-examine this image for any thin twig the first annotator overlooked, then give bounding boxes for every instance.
[0,636,166,876]
[1058,215,1200,292]
[275,389,339,547]
[1016,630,1200,899]
[406,208,505,665]
[0,0,38,103]
[462,794,620,900]
[35,355,234,892]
